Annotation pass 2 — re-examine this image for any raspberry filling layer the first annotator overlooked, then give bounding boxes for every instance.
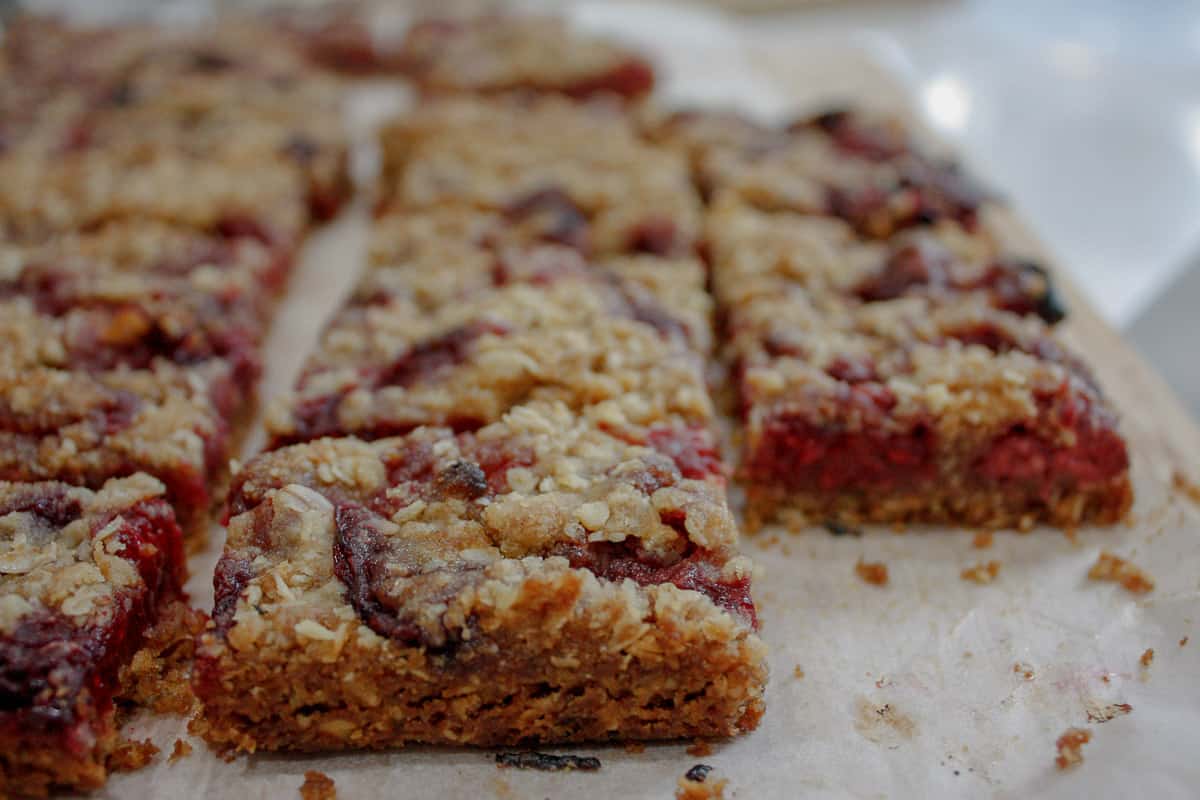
[744,380,1128,497]
[0,499,183,753]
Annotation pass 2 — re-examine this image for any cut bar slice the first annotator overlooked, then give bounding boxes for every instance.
[736,312,1131,529]
[707,201,1066,327]
[0,362,235,533]
[0,142,310,249]
[378,96,702,257]
[394,14,656,100]
[705,203,1131,529]
[646,107,990,240]
[197,401,765,753]
[265,273,713,447]
[0,474,185,797]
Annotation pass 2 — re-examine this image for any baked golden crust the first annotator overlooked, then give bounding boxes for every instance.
[366,206,714,352]
[198,401,765,752]
[379,95,702,257]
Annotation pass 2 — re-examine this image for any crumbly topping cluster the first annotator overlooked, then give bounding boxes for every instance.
[398,15,656,98]
[0,474,170,632]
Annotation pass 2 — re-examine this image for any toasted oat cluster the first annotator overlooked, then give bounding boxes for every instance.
[197,402,765,752]
[379,95,702,256]
[646,107,990,239]
[683,118,1132,528]
[0,475,185,797]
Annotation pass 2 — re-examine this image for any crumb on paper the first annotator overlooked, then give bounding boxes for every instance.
[300,770,336,800]
[1181,636,1190,648]
[1087,551,1154,594]
[676,764,727,800]
[794,665,805,679]
[686,739,713,757]
[972,531,993,549]
[855,558,889,586]
[1013,662,1034,680]
[495,752,601,771]
[1055,728,1091,770]
[169,738,192,763]
[1140,648,1155,668]
[108,737,160,773]
[1172,471,1200,505]
[624,742,645,754]
[1086,702,1132,723]
[960,561,1001,584]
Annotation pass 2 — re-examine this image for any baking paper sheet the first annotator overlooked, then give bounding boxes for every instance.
[95,4,1200,797]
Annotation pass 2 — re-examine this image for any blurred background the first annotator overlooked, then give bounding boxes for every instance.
[8,0,1199,416]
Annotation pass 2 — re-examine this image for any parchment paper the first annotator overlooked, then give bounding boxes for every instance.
[99,4,1200,797]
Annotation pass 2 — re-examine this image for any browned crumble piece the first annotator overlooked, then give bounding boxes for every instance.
[972,531,994,549]
[1054,728,1091,770]
[300,770,337,800]
[676,764,727,800]
[1013,662,1034,680]
[119,601,208,715]
[107,738,160,774]
[1140,648,1155,668]
[794,665,805,679]
[1172,471,1200,505]
[1088,551,1155,594]
[1086,703,1132,723]
[1181,636,1189,648]
[855,558,889,586]
[686,739,714,757]
[169,739,193,763]
[960,560,1001,584]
